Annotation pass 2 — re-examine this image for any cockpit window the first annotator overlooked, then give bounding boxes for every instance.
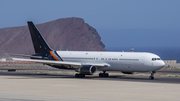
[152,58,161,61]
[157,58,161,60]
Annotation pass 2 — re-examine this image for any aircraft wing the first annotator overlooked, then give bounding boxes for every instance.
[12,58,109,68]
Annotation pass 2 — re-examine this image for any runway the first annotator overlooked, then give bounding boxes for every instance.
[0,72,180,101]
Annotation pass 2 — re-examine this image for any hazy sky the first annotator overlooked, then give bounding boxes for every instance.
[1,0,180,48]
[1,0,180,29]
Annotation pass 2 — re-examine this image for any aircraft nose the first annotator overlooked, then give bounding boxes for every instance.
[157,61,165,68]
[160,61,165,67]
[153,60,165,70]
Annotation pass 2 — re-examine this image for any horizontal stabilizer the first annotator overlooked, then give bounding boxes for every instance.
[7,53,43,59]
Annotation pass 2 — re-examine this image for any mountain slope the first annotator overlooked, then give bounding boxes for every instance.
[0,17,105,57]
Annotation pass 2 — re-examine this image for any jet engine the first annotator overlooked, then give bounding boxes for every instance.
[80,65,97,75]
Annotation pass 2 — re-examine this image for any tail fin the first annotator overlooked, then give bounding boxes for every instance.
[27,21,52,53]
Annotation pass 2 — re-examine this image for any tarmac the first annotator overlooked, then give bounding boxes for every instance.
[0,72,180,101]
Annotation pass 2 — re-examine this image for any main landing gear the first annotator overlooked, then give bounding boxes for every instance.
[75,73,85,78]
[99,71,109,77]
[149,71,155,80]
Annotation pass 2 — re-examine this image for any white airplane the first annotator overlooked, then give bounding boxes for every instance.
[12,21,165,80]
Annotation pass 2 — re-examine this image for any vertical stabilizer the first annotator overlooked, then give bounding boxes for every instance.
[27,21,52,53]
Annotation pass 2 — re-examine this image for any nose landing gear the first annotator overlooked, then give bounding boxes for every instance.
[149,71,155,80]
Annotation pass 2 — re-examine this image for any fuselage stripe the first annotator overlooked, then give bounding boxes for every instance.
[50,51,59,61]
[50,51,67,68]
[54,51,63,61]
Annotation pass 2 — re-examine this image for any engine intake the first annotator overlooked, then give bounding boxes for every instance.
[80,65,97,75]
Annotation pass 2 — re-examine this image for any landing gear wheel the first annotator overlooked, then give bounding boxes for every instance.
[75,73,79,78]
[149,76,154,80]
[99,71,109,77]
[149,71,155,80]
[105,73,109,77]
[99,73,103,77]
[75,74,85,78]
[80,74,85,78]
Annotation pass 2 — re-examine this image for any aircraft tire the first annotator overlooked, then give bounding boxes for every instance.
[99,73,102,77]
[75,74,85,78]
[99,73,109,77]
[105,73,109,77]
[149,76,154,80]
[75,74,79,78]
[80,74,85,78]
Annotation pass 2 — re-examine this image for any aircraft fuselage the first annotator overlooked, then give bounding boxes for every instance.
[56,51,165,72]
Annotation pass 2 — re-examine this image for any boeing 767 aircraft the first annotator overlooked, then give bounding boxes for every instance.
[12,21,165,80]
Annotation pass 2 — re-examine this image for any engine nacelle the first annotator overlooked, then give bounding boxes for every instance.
[80,65,97,75]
